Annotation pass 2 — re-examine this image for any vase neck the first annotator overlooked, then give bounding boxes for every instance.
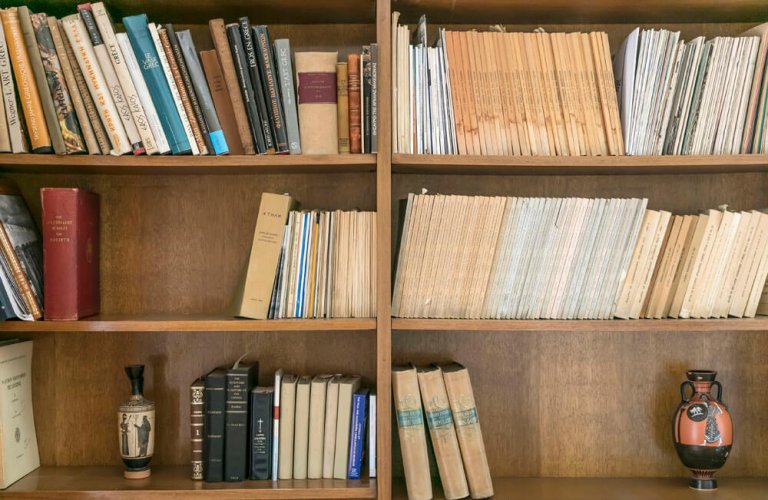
[693,381,712,394]
[131,377,143,397]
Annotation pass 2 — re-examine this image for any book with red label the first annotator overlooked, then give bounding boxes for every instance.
[41,188,99,320]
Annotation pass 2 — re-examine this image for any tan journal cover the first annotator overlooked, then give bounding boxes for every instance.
[294,51,338,154]
[442,363,494,499]
[392,365,432,500]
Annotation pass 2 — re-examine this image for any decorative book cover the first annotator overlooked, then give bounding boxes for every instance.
[199,49,243,155]
[122,14,191,155]
[224,359,258,481]
[295,51,338,154]
[249,386,273,480]
[441,362,494,499]
[336,62,350,153]
[273,39,301,154]
[190,378,205,480]
[209,18,254,154]
[253,26,287,153]
[30,13,86,155]
[347,52,361,153]
[41,188,99,321]
[226,22,266,154]
[0,8,52,153]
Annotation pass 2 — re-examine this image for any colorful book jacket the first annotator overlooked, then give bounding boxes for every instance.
[122,14,191,155]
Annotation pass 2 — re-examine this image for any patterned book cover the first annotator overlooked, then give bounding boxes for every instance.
[30,13,85,154]
[190,379,204,480]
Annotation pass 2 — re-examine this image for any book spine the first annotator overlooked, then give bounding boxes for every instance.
[209,18,254,154]
[0,19,25,152]
[370,43,378,154]
[348,53,362,154]
[115,33,170,154]
[226,23,266,154]
[253,26,287,153]
[58,18,110,154]
[144,21,195,154]
[239,18,274,153]
[42,190,77,319]
[347,392,367,480]
[1,8,52,152]
[199,50,244,155]
[271,370,282,482]
[362,46,371,154]
[0,218,41,319]
[368,393,376,478]
[203,372,226,482]
[224,371,249,481]
[91,2,158,154]
[19,7,66,154]
[273,39,301,154]
[77,5,143,154]
[190,381,205,480]
[31,13,86,155]
[336,62,350,153]
[162,25,208,155]
[176,30,229,155]
[249,390,273,480]
[0,24,9,152]
[47,16,99,155]
[61,14,131,155]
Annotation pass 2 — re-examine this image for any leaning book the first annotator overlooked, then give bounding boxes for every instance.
[0,340,39,489]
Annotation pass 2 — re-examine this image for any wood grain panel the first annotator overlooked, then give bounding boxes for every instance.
[392,330,768,477]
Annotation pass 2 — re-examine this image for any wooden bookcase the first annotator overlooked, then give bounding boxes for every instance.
[1,0,768,498]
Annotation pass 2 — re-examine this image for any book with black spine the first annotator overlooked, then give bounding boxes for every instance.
[273,38,301,154]
[203,367,226,482]
[164,24,212,154]
[226,22,266,154]
[249,386,273,480]
[224,357,259,482]
[253,25,288,153]
[238,17,274,153]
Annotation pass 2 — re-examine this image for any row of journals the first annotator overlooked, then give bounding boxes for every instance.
[191,362,375,482]
[0,4,377,156]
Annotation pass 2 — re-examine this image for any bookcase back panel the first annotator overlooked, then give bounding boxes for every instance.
[6,0,377,24]
[393,330,768,477]
[8,173,376,315]
[20,330,376,466]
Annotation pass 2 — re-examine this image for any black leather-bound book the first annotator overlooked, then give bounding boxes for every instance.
[224,359,259,481]
[226,22,267,154]
[238,17,275,153]
[203,367,226,482]
[249,386,274,480]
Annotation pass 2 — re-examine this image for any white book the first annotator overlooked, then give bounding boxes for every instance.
[593,199,632,318]
[731,38,760,153]
[307,374,333,479]
[614,28,638,152]
[673,38,706,154]
[578,199,620,319]
[61,14,131,155]
[631,210,671,319]
[565,199,607,319]
[271,369,283,481]
[482,197,516,318]
[116,32,170,154]
[743,213,768,317]
[507,198,544,318]
[715,212,752,317]
[524,198,563,319]
[701,211,742,317]
[0,21,25,152]
[293,376,312,479]
[322,375,343,479]
[585,199,627,318]
[728,211,765,316]
[278,374,298,480]
[552,198,591,318]
[606,198,648,318]
[541,199,579,318]
[548,198,588,318]
[91,3,157,154]
[0,341,38,489]
[147,22,198,155]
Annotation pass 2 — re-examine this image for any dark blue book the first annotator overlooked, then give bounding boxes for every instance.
[122,14,191,155]
[347,388,369,480]
[249,386,273,480]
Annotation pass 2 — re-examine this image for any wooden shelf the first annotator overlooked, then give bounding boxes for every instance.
[392,477,768,499]
[5,466,376,499]
[392,318,768,332]
[392,153,768,175]
[0,316,376,333]
[0,154,376,175]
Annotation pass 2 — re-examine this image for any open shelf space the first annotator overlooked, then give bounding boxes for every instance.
[0,316,375,333]
[392,318,768,332]
[5,466,376,499]
[0,154,377,175]
[392,477,768,499]
[392,153,768,176]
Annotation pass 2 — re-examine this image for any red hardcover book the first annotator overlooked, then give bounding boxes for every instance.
[42,188,99,320]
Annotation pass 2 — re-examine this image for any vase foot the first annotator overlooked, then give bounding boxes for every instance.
[689,478,717,490]
[124,468,151,479]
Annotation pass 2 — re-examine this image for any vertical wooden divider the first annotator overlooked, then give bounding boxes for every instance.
[375,0,393,498]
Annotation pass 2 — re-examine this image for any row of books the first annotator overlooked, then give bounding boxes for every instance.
[192,362,375,482]
[616,26,768,156]
[0,5,377,156]
[392,13,768,158]
[235,193,376,320]
[392,194,768,319]
[393,363,492,500]
[0,183,99,322]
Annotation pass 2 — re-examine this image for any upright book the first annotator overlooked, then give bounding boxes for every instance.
[253,25,287,153]
[307,374,334,479]
[333,375,361,479]
[271,369,283,481]
[238,17,274,153]
[249,386,273,480]
[336,62,350,153]
[277,374,298,480]
[347,388,369,480]
[226,22,266,154]
[0,18,28,153]
[199,49,243,155]
[224,358,258,482]
[292,375,312,480]
[295,52,339,154]
[273,39,301,154]
[202,367,226,482]
[122,14,191,155]
[190,378,205,480]
[0,340,39,489]
[41,188,99,320]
